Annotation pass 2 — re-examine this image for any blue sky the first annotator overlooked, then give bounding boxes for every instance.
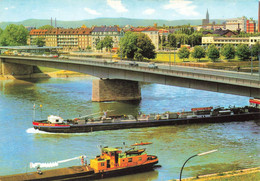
[0,0,259,22]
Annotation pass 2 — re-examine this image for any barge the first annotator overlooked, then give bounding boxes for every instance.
[0,143,158,181]
[32,99,260,133]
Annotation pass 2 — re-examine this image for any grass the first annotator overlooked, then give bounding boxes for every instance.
[199,171,260,181]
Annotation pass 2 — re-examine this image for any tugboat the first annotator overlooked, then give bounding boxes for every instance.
[0,143,159,180]
[32,99,260,133]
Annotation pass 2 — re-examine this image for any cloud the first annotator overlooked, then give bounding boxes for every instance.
[163,0,199,16]
[83,7,101,15]
[143,8,155,15]
[4,7,8,10]
[107,0,128,13]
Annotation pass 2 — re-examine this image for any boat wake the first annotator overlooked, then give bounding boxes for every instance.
[26,128,94,135]
[26,128,50,134]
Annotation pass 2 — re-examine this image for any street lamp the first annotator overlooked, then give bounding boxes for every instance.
[179,149,218,181]
[250,45,253,75]
[169,47,171,69]
[258,52,260,81]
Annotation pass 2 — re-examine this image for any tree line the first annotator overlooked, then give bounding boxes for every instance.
[177,43,260,62]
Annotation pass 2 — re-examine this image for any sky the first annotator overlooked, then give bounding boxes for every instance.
[0,0,259,22]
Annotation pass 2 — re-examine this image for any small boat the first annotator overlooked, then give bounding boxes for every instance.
[131,142,152,146]
[0,143,159,180]
[125,148,146,155]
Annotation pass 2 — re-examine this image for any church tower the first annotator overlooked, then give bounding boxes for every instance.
[202,9,210,25]
[206,9,209,23]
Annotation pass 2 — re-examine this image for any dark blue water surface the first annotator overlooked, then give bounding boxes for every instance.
[0,77,259,180]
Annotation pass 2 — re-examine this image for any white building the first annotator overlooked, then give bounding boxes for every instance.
[225,17,247,32]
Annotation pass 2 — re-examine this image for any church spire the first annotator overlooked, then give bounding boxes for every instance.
[206,9,209,21]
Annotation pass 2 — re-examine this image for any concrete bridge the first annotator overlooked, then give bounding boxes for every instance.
[0,55,259,101]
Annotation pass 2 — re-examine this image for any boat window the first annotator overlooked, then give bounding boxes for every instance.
[128,158,132,162]
[101,162,105,166]
[139,157,142,161]
[56,119,59,122]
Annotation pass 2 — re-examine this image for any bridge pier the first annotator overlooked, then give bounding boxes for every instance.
[92,79,141,102]
[0,58,34,78]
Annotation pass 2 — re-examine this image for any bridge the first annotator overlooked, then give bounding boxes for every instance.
[0,55,259,101]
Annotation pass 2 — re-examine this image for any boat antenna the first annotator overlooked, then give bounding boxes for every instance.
[33,103,36,121]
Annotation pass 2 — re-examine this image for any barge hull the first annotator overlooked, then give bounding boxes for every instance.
[35,112,260,133]
[0,162,158,181]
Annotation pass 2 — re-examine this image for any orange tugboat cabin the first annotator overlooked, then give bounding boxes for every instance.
[90,146,157,173]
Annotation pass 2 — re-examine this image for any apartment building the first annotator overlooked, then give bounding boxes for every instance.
[91,25,124,51]
[29,29,48,45]
[130,27,159,50]
[29,25,92,51]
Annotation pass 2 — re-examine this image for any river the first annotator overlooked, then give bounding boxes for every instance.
[0,77,259,180]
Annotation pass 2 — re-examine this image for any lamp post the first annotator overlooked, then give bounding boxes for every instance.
[169,47,171,69]
[174,48,176,65]
[258,52,260,81]
[179,149,218,181]
[250,45,253,75]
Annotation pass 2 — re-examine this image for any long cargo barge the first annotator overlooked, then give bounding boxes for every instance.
[0,143,159,181]
[32,99,260,133]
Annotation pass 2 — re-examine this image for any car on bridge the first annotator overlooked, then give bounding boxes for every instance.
[129,61,139,66]
[148,62,158,69]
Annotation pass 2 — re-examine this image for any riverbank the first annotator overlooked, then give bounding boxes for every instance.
[0,70,87,80]
[172,167,260,181]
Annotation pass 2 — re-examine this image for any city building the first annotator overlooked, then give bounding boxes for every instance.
[28,25,92,51]
[91,25,124,51]
[29,29,48,45]
[246,19,256,33]
[130,27,159,50]
[225,17,247,32]
[202,36,260,47]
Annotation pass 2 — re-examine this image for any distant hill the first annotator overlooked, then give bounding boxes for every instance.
[0,18,226,29]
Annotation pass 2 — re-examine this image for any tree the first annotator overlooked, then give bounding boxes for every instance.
[33,36,45,47]
[96,41,104,52]
[191,46,205,61]
[38,25,54,30]
[0,24,28,46]
[221,44,236,60]
[251,42,260,60]
[207,45,220,62]
[120,31,138,59]
[136,33,156,59]
[178,47,190,61]
[119,31,156,60]
[102,36,114,52]
[168,34,176,47]
[236,44,250,61]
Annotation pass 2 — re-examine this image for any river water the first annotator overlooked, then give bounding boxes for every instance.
[0,77,259,180]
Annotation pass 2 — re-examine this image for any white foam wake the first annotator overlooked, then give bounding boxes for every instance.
[26,128,50,134]
[26,128,93,135]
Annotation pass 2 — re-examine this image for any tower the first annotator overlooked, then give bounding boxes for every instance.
[206,9,209,23]
[202,9,209,25]
[51,17,53,26]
